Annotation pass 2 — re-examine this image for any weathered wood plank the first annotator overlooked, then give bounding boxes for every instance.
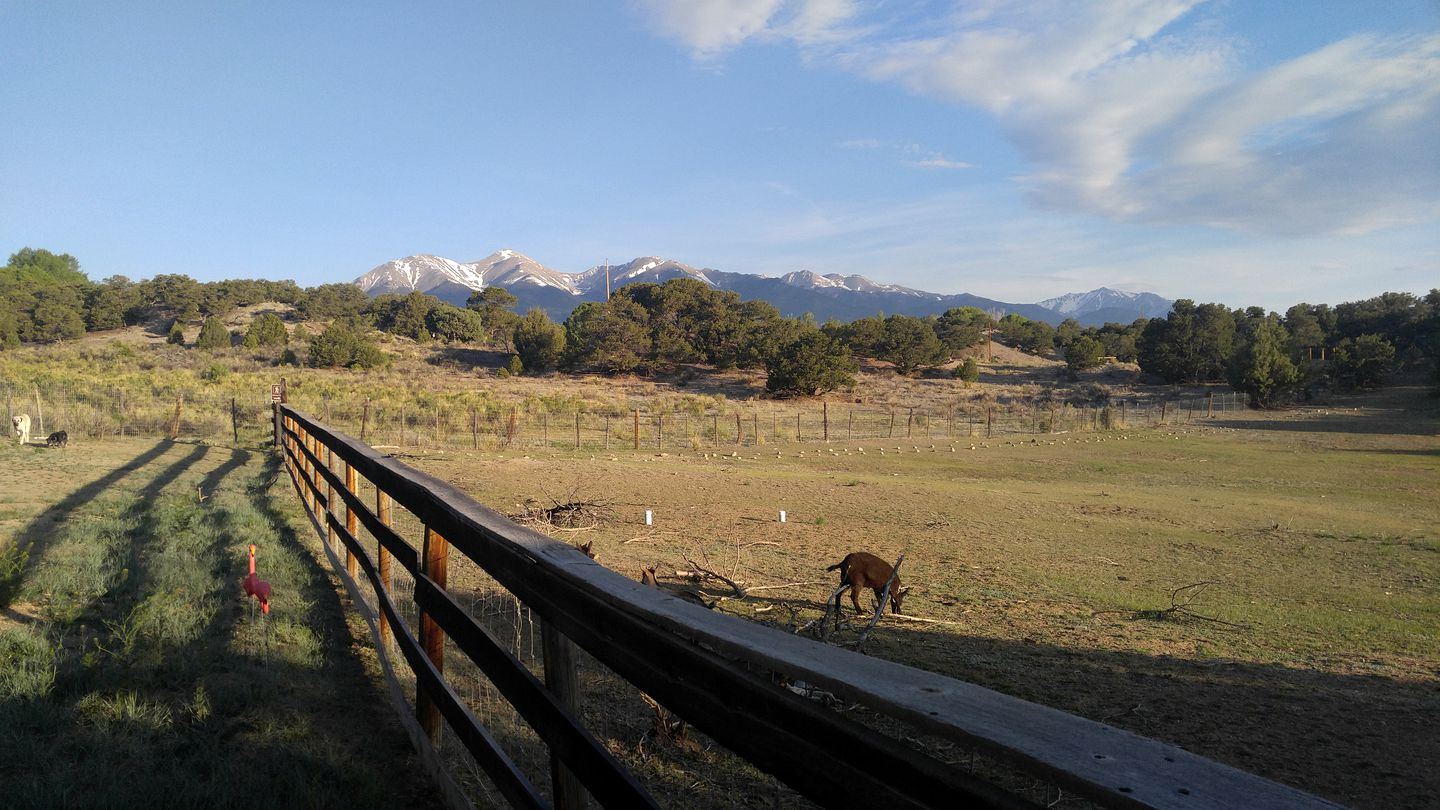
[286,425,419,574]
[325,511,546,810]
[414,576,659,810]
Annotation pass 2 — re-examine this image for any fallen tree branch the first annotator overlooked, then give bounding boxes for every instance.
[1092,580,1250,629]
[681,557,747,598]
[745,579,829,593]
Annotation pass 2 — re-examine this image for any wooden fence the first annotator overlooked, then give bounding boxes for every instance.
[276,403,1341,810]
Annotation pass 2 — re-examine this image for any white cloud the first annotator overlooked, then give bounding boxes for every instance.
[637,0,1440,237]
[907,157,973,170]
[630,0,786,57]
[839,137,974,169]
[631,0,858,56]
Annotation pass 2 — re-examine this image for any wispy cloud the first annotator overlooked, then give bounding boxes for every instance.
[907,156,973,170]
[634,0,1440,237]
[839,137,973,170]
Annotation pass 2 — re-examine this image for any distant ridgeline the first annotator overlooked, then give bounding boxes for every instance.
[351,250,1174,327]
[2,246,1436,409]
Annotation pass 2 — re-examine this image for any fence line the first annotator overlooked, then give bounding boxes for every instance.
[5,373,1249,451]
[276,403,1341,810]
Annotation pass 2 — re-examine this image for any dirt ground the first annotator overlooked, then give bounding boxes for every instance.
[392,385,1440,809]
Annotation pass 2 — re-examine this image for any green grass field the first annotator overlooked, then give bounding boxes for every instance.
[0,438,438,808]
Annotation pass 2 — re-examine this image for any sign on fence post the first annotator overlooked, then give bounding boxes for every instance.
[271,382,285,447]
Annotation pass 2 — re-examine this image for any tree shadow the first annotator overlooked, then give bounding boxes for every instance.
[0,440,179,608]
[1219,415,1440,436]
[0,442,440,807]
[803,618,1439,810]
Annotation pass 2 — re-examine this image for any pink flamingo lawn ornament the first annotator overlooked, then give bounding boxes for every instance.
[243,543,271,614]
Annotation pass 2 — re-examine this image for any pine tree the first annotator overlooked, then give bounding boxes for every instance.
[196,317,230,350]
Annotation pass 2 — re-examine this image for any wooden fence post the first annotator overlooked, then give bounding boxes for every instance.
[344,461,358,578]
[231,398,239,444]
[633,410,640,450]
[712,413,718,447]
[168,395,183,440]
[737,413,743,446]
[361,400,371,444]
[1207,392,1214,418]
[470,407,478,450]
[752,413,758,446]
[299,428,314,510]
[604,415,610,451]
[823,402,829,443]
[986,405,992,438]
[376,490,393,647]
[575,412,581,450]
[542,623,587,810]
[656,414,663,450]
[847,410,853,442]
[907,407,914,438]
[888,411,895,438]
[324,447,336,554]
[33,385,44,437]
[417,526,449,746]
[1121,400,1127,428]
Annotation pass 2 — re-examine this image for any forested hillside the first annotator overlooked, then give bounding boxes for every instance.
[4,247,1437,407]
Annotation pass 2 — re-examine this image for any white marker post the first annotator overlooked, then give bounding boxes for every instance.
[644,510,653,526]
[779,510,786,523]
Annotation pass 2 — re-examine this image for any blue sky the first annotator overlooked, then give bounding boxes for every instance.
[2,1,1436,312]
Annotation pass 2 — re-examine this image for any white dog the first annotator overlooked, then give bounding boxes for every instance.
[12,414,30,445]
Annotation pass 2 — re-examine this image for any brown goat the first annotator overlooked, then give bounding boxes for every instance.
[826,552,909,615]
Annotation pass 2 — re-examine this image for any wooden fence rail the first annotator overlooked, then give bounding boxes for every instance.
[277,404,1341,810]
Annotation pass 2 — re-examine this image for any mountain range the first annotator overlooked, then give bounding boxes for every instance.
[353,250,1171,327]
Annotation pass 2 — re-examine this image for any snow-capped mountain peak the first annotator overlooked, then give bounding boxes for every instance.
[355,254,485,295]
[1038,287,1172,320]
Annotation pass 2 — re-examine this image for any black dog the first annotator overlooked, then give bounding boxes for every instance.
[46,430,68,448]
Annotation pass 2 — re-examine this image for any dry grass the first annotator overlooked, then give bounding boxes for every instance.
[397,384,1440,809]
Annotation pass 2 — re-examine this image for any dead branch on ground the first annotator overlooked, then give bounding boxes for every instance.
[509,486,613,532]
[1093,580,1249,628]
[681,556,746,598]
[745,579,828,593]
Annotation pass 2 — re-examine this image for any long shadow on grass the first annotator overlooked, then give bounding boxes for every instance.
[808,616,1440,810]
[0,440,181,609]
[1219,415,1440,436]
[0,444,438,807]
